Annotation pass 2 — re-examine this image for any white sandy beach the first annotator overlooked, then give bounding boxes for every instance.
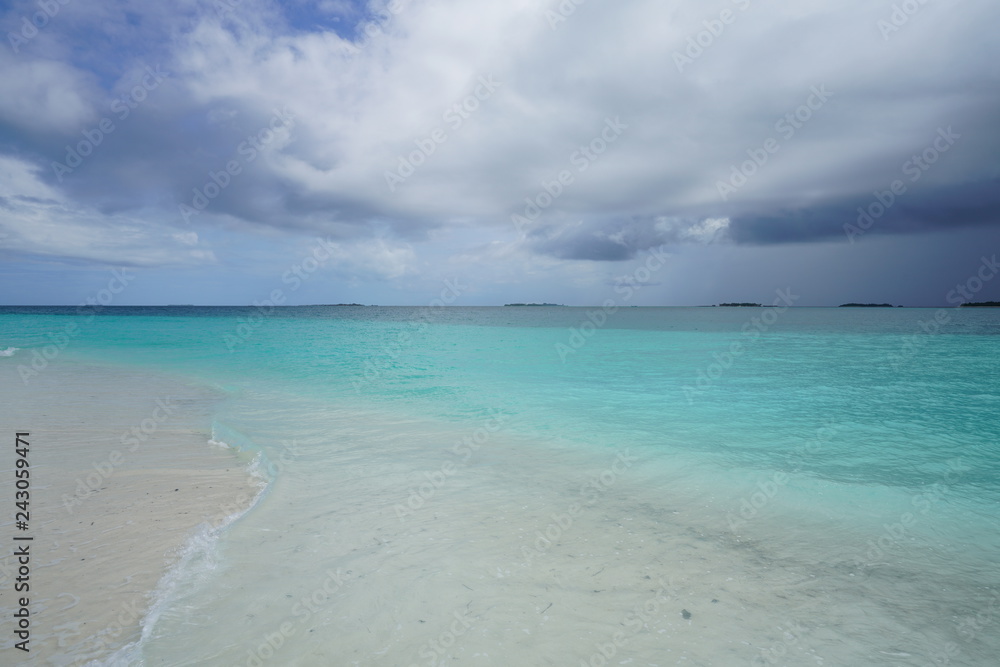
[0,360,261,665]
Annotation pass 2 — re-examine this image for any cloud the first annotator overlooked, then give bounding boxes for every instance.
[0,54,98,134]
[0,156,217,266]
[322,237,417,282]
[0,0,998,303]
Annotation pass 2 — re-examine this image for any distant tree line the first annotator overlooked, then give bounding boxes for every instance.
[838,303,896,308]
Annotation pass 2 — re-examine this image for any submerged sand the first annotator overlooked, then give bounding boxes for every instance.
[129,390,1000,666]
[0,359,261,665]
[4,361,997,665]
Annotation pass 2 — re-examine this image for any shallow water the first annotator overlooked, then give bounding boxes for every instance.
[1,306,998,665]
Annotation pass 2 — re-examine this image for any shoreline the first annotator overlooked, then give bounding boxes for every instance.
[0,358,263,664]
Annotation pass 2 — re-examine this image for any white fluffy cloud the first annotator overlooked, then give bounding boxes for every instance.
[151,0,999,242]
[1,0,998,304]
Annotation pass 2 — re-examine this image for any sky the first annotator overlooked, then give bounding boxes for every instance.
[1,0,998,307]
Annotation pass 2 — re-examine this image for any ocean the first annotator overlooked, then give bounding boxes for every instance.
[1,305,998,666]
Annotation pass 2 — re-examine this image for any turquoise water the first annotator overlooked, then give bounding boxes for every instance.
[2,306,999,665]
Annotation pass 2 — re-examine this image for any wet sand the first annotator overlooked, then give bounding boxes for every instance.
[0,360,261,665]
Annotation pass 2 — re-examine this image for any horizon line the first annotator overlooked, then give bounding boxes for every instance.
[2,304,992,310]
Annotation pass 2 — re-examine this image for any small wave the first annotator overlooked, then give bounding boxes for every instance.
[209,421,281,483]
[209,420,258,453]
[101,421,277,664]
[101,448,270,666]
[0,347,18,357]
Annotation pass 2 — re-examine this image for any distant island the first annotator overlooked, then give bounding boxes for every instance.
[960,301,1000,307]
[839,303,896,308]
[717,302,762,307]
[504,303,566,307]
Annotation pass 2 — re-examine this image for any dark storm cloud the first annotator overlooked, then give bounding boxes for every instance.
[1,0,998,303]
[726,177,1000,245]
